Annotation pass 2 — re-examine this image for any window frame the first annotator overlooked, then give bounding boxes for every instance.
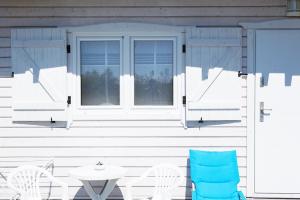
[70,28,184,121]
[130,36,178,110]
[76,36,124,110]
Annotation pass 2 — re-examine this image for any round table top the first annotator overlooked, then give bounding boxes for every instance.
[69,165,127,181]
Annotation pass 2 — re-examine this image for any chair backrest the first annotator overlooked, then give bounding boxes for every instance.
[151,164,184,200]
[189,150,240,200]
[7,165,44,200]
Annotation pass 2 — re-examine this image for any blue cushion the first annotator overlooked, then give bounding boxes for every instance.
[195,197,239,200]
[196,181,238,198]
[190,164,239,183]
[189,150,244,200]
[190,150,238,166]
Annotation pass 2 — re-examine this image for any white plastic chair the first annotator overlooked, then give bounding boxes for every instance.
[7,165,68,200]
[126,164,184,200]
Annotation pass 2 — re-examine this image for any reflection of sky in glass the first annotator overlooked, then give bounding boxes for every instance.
[80,41,120,106]
[134,40,173,105]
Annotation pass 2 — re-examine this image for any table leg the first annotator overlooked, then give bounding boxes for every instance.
[81,179,118,200]
[82,180,99,200]
[98,179,118,200]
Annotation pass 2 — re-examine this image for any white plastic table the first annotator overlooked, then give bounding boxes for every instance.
[69,165,127,200]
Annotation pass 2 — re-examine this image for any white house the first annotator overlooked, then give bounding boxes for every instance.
[0,0,299,199]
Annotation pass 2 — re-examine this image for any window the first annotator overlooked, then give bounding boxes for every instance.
[134,40,174,106]
[75,34,181,119]
[79,39,121,106]
[287,0,300,16]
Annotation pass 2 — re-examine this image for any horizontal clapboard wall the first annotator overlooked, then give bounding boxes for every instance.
[0,0,286,77]
[0,0,287,199]
[0,128,247,199]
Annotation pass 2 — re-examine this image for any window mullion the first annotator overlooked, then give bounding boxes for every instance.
[104,41,109,104]
[123,35,131,111]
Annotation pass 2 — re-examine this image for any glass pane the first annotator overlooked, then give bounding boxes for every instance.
[80,40,120,106]
[297,0,300,10]
[134,40,173,105]
[288,0,300,11]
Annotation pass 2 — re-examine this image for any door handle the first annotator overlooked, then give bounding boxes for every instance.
[260,102,272,122]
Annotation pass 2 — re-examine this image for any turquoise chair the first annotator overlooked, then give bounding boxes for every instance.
[189,150,246,200]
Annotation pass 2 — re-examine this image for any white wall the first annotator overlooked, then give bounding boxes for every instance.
[0,0,288,199]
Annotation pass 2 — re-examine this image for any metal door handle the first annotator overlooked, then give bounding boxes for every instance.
[260,102,272,122]
[260,76,264,87]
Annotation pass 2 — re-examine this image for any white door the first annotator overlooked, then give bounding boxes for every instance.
[254,30,300,194]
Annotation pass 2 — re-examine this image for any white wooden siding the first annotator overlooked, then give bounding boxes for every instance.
[0,0,287,199]
[0,0,284,77]
[0,128,247,199]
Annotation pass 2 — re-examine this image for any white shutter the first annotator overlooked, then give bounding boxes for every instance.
[11,28,68,121]
[186,28,242,121]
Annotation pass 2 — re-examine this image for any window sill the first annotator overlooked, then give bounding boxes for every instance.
[287,11,300,16]
[72,112,181,121]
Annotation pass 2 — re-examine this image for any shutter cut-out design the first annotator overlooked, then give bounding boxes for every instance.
[11,28,67,121]
[186,28,242,121]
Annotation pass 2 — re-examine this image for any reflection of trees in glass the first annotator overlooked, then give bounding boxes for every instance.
[81,68,119,105]
[134,70,173,105]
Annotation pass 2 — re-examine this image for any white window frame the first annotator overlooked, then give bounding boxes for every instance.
[76,36,124,110]
[69,24,184,121]
[130,37,178,110]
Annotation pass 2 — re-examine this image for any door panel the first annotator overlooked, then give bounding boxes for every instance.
[255,30,300,193]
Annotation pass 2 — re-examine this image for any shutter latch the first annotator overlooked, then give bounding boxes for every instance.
[67,96,71,105]
[198,117,204,123]
[50,117,56,124]
[182,96,186,105]
[238,71,248,77]
[182,44,186,53]
[66,44,71,53]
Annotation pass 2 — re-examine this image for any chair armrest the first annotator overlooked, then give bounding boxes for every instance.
[125,184,133,200]
[41,169,68,200]
[191,182,197,200]
[125,168,154,200]
[191,182,196,192]
[238,191,246,200]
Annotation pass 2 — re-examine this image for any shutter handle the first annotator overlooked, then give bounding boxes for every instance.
[198,117,204,123]
[50,117,56,124]
[67,96,71,105]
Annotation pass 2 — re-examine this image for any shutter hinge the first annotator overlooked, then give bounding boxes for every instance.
[182,96,186,105]
[11,72,14,78]
[238,71,248,77]
[66,44,71,53]
[182,44,186,53]
[67,96,71,105]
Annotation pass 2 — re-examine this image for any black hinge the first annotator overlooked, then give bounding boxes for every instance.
[11,72,14,78]
[67,96,71,105]
[182,44,186,53]
[238,71,248,77]
[66,44,71,53]
[182,96,186,105]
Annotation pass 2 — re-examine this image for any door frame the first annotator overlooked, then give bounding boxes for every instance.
[240,19,300,198]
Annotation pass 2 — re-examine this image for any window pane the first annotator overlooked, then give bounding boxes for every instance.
[297,0,300,10]
[80,40,120,106]
[134,40,173,105]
